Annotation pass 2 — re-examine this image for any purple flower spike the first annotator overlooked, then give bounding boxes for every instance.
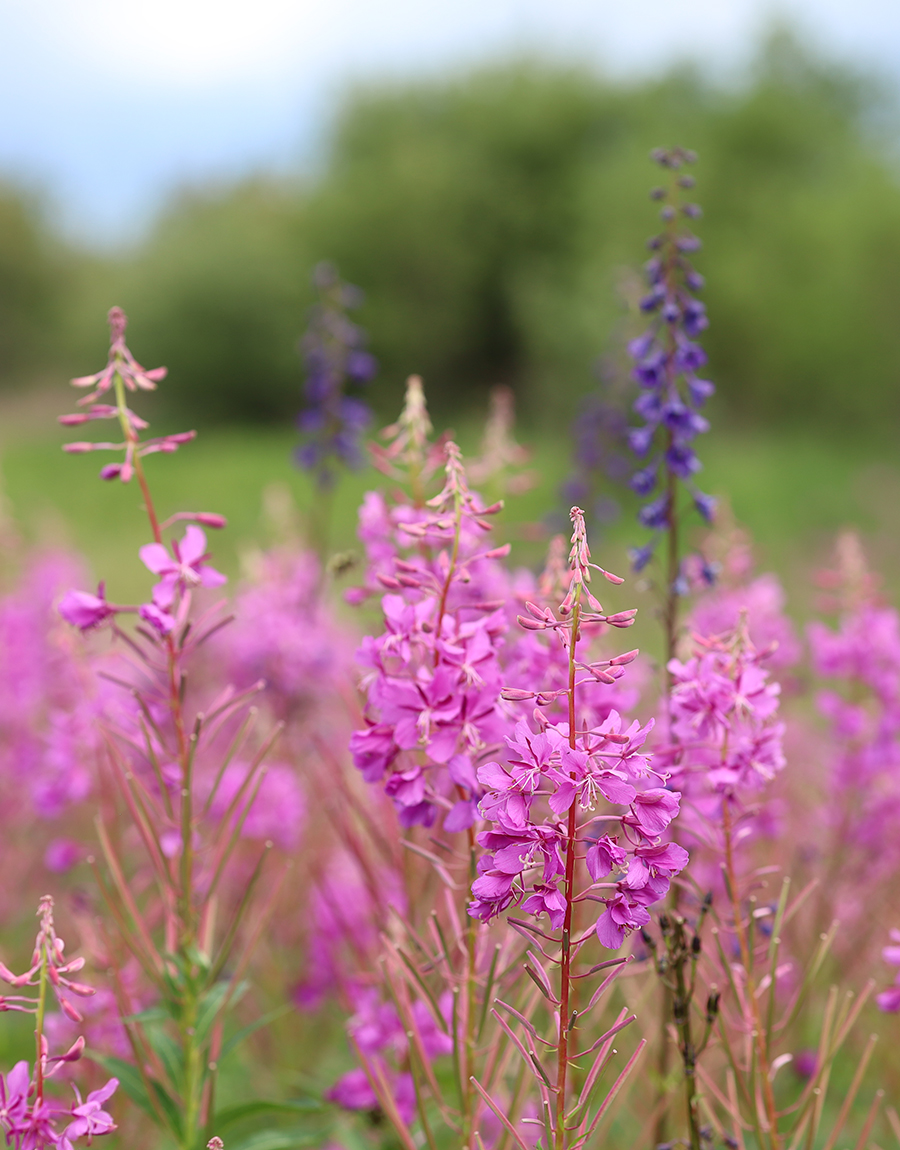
[626,149,715,569]
[468,510,685,946]
[295,262,376,488]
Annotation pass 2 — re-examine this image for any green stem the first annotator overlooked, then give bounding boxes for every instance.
[181,997,203,1150]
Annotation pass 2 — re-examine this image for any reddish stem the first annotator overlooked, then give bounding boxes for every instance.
[555,597,581,1150]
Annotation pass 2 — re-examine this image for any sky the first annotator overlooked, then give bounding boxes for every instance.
[2,0,900,245]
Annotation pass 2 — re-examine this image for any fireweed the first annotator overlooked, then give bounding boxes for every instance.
[55,308,300,1150]
[808,536,900,909]
[0,896,118,1150]
[656,618,882,1149]
[470,506,685,1150]
[320,381,661,1149]
[0,205,892,1150]
[572,148,883,1148]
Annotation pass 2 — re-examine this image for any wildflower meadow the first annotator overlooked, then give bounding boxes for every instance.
[2,146,900,1150]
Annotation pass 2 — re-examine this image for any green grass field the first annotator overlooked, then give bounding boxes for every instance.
[2,397,895,632]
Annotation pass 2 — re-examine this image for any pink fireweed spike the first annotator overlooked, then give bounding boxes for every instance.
[0,898,97,1027]
[0,896,118,1150]
[466,508,683,1149]
[60,308,195,486]
[69,307,166,404]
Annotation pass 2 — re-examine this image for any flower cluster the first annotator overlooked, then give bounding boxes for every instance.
[808,560,900,886]
[469,508,686,949]
[295,261,376,486]
[327,986,452,1124]
[0,553,101,837]
[658,622,786,874]
[0,897,118,1150]
[213,546,354,721]
[59,523,226,639]
[627,148,716,573]
[350,440,511,831]
[876,929,900,1012]
[59,307,195,483]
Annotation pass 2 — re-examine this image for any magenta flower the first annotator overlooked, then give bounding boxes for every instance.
[585,836,627,881]
[44,839,82,874]
[877,928,900,1012]
[8,1096,59,1150]
[139,526,226,609]
[468,509,685,946]
[595,892,651,949]
[61,1079,118,1142]
[327,1068,378,1112]
[0,1062,29,1132]
[520,883,568,930]
[58,585,117,631]
[624,788,682,837]
[138,601,176,636]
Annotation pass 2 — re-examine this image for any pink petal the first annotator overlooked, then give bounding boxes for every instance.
[87,1078,118,1105]
[199,564,227,589]
[139,542,173,575]
[178,525,207,565]
[595,910,625,950]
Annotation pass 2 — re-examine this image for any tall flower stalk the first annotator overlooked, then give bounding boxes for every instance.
[471,507,686,1149]
[626,147,716,672]
[620,147,717,1142]
[57,309,291,1150]
[350,400,510,1143]
[0,897,118,1150]
[295,261,376,552]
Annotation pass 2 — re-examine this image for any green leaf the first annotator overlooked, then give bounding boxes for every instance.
[120,1006,170,1026]
[196,978,248,1045]
[150,1078,185,1138]
[219,1003,294,1063]
[214,1099,322,1130]
[145,1024,184,1090]
[225,1128,321,1150]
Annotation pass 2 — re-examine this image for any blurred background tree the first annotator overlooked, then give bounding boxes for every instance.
[5,30,900,436]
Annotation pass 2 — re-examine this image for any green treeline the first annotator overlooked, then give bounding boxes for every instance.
[6,33,900,434]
